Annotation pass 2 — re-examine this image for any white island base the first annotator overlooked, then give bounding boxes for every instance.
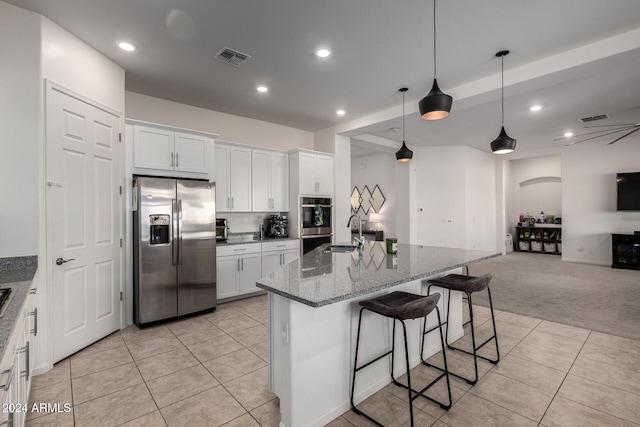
[268,271,464,427]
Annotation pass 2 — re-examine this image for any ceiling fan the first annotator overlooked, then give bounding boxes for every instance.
[556,123,640,146]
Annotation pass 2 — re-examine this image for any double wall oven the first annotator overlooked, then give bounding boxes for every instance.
[300,197,332,254]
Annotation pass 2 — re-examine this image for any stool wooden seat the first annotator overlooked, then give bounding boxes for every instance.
[350,291,452,426]
[422,273,500,385]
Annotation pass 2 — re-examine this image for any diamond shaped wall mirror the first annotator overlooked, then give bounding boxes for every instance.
[370,185,386,213]
[360,185,372,214]
[351,187,361,213]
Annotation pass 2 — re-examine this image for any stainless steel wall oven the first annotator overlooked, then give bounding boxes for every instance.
[300,197,332,254]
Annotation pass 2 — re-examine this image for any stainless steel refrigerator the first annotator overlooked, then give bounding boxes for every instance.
[133,176,216,325]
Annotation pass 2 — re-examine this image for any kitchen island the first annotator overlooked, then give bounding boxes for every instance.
[256,242,500,427]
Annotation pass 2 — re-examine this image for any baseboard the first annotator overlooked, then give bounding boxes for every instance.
[561,258,609,266]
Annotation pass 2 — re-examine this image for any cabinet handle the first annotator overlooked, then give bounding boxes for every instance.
[19,342,29,382]
[237,259,240,271]
[0,367,13,391]
[241,258,244,271]
[171,152,174,167]
[232,197,234,209]
[30,308,37,336]
[176,152,179,168]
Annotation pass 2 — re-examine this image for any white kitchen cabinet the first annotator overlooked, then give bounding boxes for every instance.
[215,143,252,212]
[129,120,216,179]
[290,150,334,196]
[217,243,262,299]
[252,149,289,212]
[0,288,37,427]
[261,240,300,276]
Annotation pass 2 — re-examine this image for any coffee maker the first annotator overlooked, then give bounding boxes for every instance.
[267,215,288,238]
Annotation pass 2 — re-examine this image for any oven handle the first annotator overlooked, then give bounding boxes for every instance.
[300,204,333,208]
[301,234,333,239]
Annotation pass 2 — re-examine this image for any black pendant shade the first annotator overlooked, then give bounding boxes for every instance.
[419,79,453,120]
[396,141,413,162]
[490,50,516,154]
[419,0,452,121]
[395,87,413,162]
[490,126,516,154]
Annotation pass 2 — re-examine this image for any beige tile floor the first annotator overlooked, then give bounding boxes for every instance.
[26,295,640,426]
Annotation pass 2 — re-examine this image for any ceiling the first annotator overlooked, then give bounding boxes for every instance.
[8,0,640,157]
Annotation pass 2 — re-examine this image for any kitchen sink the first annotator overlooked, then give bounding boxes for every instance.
[324,245,358,253]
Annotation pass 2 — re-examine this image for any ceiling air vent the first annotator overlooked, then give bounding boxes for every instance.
[578,113,609,123]
[215,47,251,67]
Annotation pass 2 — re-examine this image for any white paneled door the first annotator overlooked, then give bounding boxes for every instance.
[46,84,122,362]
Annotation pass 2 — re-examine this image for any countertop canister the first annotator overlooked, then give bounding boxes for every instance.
[386,238,397,254]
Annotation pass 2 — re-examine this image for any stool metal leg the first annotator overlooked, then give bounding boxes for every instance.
[423,285,500,385]
[352,307,452,426]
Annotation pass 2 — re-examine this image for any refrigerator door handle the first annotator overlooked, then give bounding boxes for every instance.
[178,199,183,265]
[172,199,178,265]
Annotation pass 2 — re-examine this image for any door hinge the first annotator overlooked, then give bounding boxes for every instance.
[119,133,122,143]
[119,291,123,301]
[120,238,123,247]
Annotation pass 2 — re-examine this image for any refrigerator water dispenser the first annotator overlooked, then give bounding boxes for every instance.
[149,214,170,245]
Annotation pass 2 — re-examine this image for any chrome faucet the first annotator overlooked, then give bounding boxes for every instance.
[348,214,364,248]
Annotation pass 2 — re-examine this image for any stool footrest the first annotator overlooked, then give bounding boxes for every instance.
[354,350,393,373]
[392,372,452,410]
[422,361,477,385]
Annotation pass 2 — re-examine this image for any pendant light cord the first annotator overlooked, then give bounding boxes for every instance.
[501,55,504,126]
[433,0,437,77]
[402,90,406,142]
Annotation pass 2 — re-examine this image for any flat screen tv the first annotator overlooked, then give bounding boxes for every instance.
[617,172,640,211]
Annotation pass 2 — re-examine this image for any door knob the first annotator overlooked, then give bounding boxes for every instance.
[55,258,75,266]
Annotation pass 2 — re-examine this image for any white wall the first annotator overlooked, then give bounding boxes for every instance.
[508,156,562,231]
[465,147,497,251]
[351,152,397,238]
[562,137,640,264]
[415,146,497,250]
[0,2,42,257]
[126,92,313,151]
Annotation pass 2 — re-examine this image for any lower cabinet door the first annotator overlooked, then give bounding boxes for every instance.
[217,256,240,299]
[261,252,282,277]
[282,249,299,266]
[239,253,262,295]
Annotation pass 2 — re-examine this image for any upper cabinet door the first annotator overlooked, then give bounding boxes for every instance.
[315,155,334,196]
[251,149,271,212]
[134,126,173,170]
[215,144,230,212]
[270,152,289,211]
[229,146,252,211]
[298,152,317,195]
[174,132,210,174]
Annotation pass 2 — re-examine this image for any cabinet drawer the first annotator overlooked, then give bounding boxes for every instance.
[217,242,261,257]
[262,240,300,252]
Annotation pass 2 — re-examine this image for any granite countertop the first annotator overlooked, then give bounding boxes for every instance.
[0,256,38,361]
[256,242,500,307]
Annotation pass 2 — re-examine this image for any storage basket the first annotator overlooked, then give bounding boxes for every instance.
[519,241,530,251]
[531,241,543,252]
[543,242,556,253]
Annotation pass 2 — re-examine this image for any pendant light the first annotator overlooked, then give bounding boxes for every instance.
[418,0,452,120]
[490,50,517,154]
[396,88,413,162]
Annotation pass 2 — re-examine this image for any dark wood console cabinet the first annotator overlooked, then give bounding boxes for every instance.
[612,233,640,270]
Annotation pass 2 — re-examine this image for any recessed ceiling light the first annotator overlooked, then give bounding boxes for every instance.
[564,131,574,137]
[118,41,136,52]
[529,105,543,112]
[316,48,331,58]
[336,110,345,116]
[256,86,269,93]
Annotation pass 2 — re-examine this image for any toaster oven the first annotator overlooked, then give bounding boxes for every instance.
[216,218,229,241]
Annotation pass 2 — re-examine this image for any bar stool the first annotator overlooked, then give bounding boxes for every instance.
[350,291,452,427]
[422,274,499,385]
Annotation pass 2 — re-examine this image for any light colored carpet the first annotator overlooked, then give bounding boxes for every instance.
[468,251,640,341]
